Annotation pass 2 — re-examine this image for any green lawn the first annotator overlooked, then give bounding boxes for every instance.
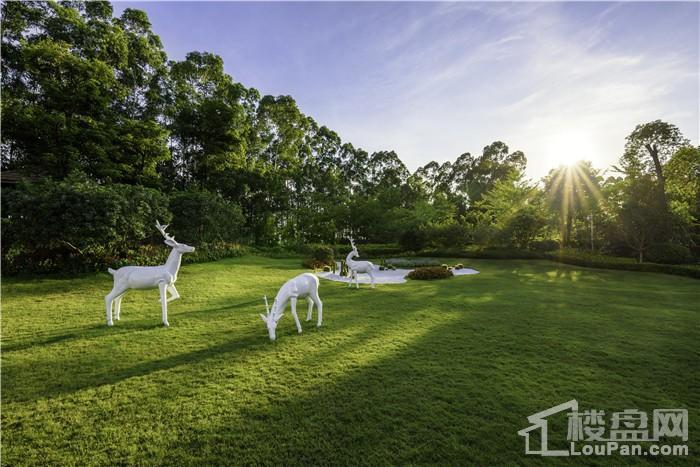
[3,256,699,465]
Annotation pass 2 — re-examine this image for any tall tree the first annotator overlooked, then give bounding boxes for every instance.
[1,1,170,184]
[619,120,690,209]
[543,161,602,246]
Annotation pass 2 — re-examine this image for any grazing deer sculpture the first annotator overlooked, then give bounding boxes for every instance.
[260,273,323,341]
[105,221,195,327]
[346,237,378,288]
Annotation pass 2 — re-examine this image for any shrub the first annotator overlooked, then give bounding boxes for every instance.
[302,244,334,270]
[548,249,700,279]
[406,266,453,280]
[2,177,171,274]
[311,245,334,264]
[302,258,326,270]
[532,239,560,252]
[441,264,449,270]
[169,191,244,244]
[387,257,442,268]
[455,263,463,270]
[646,243,694,265]
[399,228,429,252]
[322,265,332,272]
[426,223,472,249]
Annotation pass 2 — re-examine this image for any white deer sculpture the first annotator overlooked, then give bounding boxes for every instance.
[105,221,195,327]
[260,273,323,341]
[346,237,378,289]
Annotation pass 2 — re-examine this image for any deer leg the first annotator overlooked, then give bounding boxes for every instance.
[355,271,360,289]
[105,285,127,327]
[166,284,180,303]
[114,293,125,320]
[290,297,302,334]
[307,299,314,321]
[313,294,323,327]
[347,270,353,287]
[369,270,376,289]
[159,282,169,327]
[105,293,114,327]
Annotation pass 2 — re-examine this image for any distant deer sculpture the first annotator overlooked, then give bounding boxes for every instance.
[346,237,377,288]
[105,221,195,327]
[260,273,323,341]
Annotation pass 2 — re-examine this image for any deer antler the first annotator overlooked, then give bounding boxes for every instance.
[349,237,356,249]
[264,295,270,315]
[155,220,174,241]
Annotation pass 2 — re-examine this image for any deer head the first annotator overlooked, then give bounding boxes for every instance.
[156,221,195,254]
[260,295,284,341]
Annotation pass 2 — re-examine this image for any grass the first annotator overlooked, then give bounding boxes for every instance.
[3,256,699,465]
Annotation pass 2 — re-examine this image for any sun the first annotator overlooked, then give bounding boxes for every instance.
[545,129,596,167]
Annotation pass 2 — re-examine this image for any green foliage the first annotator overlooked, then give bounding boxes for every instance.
[406,266,453,280]
[531,239,560,252]
[1,179,250,274]
[1,1,170,183]
[302,244,335,270]
[646,243,694,265]
[2,177,171,273]
[310,245,334,264]
[169,191,245,244]
[386,257,443,268]
[493,206,547,249]
[1,0,696,270]
[399,228,429,251]
[549,249,700,279]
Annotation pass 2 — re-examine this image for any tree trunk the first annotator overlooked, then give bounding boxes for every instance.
[645,143,668,208]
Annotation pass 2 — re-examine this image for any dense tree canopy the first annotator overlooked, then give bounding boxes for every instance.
[1,1,697,272]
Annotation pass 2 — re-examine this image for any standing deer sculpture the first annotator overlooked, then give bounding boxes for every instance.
[105,221,195,327]
[260,273,323,341]
[346,237,378,288]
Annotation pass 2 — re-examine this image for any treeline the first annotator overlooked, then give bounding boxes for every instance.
[1,1,699,274]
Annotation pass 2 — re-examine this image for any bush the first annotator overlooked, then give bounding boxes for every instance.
[455,263,463,270]
[399,228,429,251]
[322,265,332,272]
[426,223,472,249]
[532,239,560,252]
[548,249,700,279]
[302,244,335,270]
[646,243,694,265]
[302,258,326,270]
[386,257,443,268]
[311,245,335,264]
[2,178,171,274]
[406,266,453,280]
[441,264,449,270]
[169,191,244,244]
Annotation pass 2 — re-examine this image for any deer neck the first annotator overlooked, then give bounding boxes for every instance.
[165,248,182,279]
[346,250,358,266]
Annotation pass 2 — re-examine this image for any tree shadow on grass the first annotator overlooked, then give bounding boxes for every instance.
[4,299,262,353]
[4,286,454,404]
[158,293,699,466]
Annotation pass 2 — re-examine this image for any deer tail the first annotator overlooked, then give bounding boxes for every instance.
[108,268,117,275]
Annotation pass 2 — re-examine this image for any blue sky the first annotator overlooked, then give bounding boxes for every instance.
[114,1,699,180]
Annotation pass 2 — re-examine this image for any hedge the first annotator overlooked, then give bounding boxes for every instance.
[1,179,247,275]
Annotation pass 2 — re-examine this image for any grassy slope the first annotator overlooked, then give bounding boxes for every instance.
[3,257,699,465]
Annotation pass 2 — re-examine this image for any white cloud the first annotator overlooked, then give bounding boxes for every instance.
[325,2,699,180]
